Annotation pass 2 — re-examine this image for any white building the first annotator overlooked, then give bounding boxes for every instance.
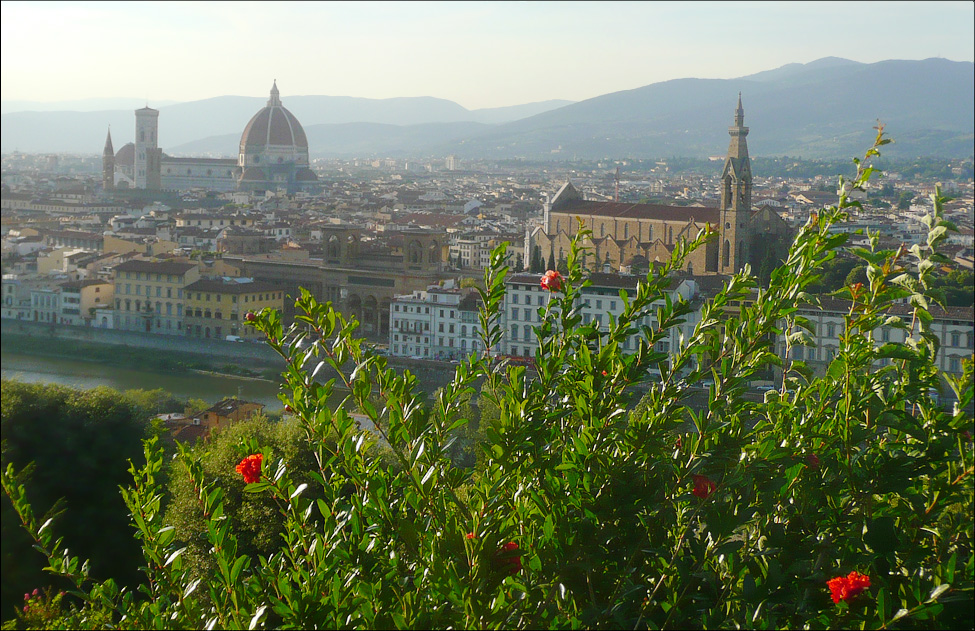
[389,284,484,360]
[782,299,974,378]
[503,272,702,378]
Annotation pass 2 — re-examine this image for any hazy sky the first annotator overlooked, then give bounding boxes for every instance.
[2,1,973,109]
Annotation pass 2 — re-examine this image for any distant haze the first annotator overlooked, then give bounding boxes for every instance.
[2,57,971,160]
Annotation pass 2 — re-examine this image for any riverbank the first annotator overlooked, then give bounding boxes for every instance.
[0,319,463,395]
[1,330,283,380]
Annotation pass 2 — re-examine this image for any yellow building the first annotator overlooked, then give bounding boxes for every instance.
[183,277,284,340]
[112,260,200,334]
[60,279,114,326]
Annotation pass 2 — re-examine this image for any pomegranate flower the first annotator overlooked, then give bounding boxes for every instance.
[828,571,871,604]
[494,541,522,575]
[235,454,263,484]
[540,270,563,292]
[692,474,716,499]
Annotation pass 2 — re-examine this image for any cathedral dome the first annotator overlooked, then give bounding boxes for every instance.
[115,142,135,168]
[239,82,308,153]
[236,82,316,193]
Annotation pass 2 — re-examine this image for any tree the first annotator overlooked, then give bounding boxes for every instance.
[546,250,556,272]
[897,190,916,210]
[0,382,150,622]
[845,263,868,287]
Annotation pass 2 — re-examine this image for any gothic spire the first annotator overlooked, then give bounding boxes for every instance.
[727,93,749,162]
[103,127,114,156]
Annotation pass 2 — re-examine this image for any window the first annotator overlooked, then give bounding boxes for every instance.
[950,332,960,347]
[512,294,519,304]
[949,356,961,372]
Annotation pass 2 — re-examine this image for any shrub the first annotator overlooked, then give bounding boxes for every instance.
[2,128,972,629]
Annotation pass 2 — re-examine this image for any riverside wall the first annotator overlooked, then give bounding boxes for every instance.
[1,319,459,394]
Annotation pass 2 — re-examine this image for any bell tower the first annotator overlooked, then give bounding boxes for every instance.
[102,127,115,192]
[719,94,752,273]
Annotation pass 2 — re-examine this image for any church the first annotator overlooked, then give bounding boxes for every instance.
[530,96,791,275]
[102,82,318,195]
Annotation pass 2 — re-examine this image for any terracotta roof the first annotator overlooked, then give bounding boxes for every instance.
[115,143,135,167]
[184,279,280,294]
[554,199,721,224]
[113,260,197,275]
[240,167,266,181]
[239,97,308,149]
[205,398,264,416]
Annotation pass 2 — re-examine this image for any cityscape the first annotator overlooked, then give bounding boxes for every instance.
[1,2,973,629]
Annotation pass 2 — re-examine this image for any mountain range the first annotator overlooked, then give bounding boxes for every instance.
[2,58,971,159]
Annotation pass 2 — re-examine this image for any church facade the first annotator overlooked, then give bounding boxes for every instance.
[102,83,317,195]
[530,96,791,276]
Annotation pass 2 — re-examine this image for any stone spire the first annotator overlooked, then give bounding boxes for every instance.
[268,80,281,106]
[727,92,749,163]
[102,127,115,192]
[719,94,753,273]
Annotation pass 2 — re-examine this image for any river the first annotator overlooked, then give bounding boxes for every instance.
[1,349,288,410]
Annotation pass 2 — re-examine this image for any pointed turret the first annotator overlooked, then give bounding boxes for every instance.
[268,80,281,106]
[103,127,114,156]
[102,127,115,192]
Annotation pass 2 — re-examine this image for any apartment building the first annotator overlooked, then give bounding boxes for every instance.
[112,260,199,334]
[388,284,483,360]
[183,277,284,340]
[781,299,974,377]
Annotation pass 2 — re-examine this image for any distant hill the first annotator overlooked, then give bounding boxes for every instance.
[0,94,571,154]
[0,98,182,114]
[438,58,973,160]
[2,58,971,158]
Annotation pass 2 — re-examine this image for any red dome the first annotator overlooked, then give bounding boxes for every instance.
[239,82,308,150]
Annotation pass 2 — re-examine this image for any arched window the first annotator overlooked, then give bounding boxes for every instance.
[722,240,731,267]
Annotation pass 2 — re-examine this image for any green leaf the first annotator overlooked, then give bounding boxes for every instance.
[927,583,950,602]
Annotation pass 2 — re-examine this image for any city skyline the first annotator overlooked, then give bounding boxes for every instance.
[2,1,973,109]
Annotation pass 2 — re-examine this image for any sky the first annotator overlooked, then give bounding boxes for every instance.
[2,1,973,110]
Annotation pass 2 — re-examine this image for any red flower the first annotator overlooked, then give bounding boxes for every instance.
[235,454,263,484]
[465,532,475,539]
[828,571,871,604]
[806,454,821,469]
[692,474,716,499]
[601,370,608,376]
[244,312,257,322]
[494,541,522,575]
[540,270,563,292]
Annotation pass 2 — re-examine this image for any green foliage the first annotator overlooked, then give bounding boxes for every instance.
[0,382,150,623]
[162,415,325,582]
[1,129,972,629]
